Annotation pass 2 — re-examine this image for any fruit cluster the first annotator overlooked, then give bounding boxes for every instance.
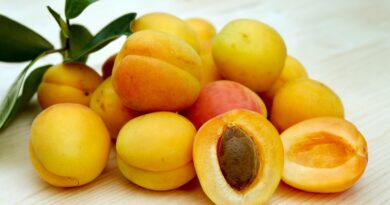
[29,12,368,204]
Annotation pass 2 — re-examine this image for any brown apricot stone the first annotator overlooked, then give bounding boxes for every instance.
[218,126,259,191]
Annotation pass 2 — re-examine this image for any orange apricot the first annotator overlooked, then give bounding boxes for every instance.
[37,63,102,109]
[281,117,368,193]
[90,77,140,139]
[259,55,308,110]
[101,54,117,80]
[194,109,283,204]
[112,30,202,112]
[271,78,344,132]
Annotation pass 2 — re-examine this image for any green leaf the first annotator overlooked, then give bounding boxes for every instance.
[67,13,136,62]
[1,65,51,130]
[0,15,53,62]
[61,24,93,63]
[0,52,47,130]
[47,6,70,38]
[65,0,99,19]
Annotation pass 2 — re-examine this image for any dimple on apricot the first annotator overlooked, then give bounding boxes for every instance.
[281,117,368,193]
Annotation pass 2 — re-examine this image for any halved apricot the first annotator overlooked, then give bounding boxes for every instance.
[194,109,283,205]
[281,117,368,193]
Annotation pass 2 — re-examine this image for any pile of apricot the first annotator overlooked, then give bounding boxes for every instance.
[29,12,368,204]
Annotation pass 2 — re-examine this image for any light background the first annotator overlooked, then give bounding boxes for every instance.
[0,0,390,204]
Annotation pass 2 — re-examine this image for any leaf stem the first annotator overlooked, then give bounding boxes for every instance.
[64,19,70,58]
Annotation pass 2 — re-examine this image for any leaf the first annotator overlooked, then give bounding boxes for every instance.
[65,0,99,19]
[0,15,53,62]
[60,24,93,63]
[47,6,70,38]
[0,52,47,130]
[67,13,136,62]
[1,65,51,130]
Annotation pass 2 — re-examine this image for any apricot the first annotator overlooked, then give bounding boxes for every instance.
[259,55,308,109]
[29,103,111,187]
[199,40,221,87]
[270,78,344,132]
[102,53,117,80]
[185,18,216,46]
[281,117,368,193]
[37,63,102,109]
[90,77,140,139]
[212,19,287,92]
[132,12,200,53]
[112,30,202,112]
[194,109,283,205]
[183,80,267,129]
[116,112,196,191]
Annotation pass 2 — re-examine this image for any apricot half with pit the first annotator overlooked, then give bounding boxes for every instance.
[194,109,283,205]
[281,117,368,193]
[116,112,196,191]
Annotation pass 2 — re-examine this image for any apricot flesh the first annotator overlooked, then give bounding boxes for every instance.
[271,78,344,132]
[132,12,200,53]
[213,19,287,92]
[29,103,111,187]
[112,30,201,112]
[281,117,368,193]
[194,109,283,205]
[183,80,267,129]
[116,112,196,190]
[89,77,140,139]
[37,63,102,109]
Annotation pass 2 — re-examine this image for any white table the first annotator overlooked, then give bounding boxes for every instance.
[1,0,389,204]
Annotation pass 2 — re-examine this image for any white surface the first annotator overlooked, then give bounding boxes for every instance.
[1,0,390,204]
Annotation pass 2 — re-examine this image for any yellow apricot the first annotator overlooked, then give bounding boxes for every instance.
[271,78,344,132]
[185,18,216,45]
[30,103,111,187]
[37,63,102,109]
[90,77,139,139]
[213,19,287,92]
[132,12,200,53]
[260,55,308,109]
[116,112,196,190]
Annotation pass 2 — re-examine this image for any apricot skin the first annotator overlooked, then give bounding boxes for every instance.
[281,117,368,193]
[37,63,102,109]
[259,55,308,110]
[30,103,111,187]
[112,30,202,112]
[183,80,267,129]
[199,39,221,87]
[89,77,140,139]
[132,12,200,53]
[116,112,196,191]
[213,19,287,92]
[194,109,283,205]
[271,78,344,132]
[185,18,216,45]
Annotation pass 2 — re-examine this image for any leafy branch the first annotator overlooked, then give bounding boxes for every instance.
[0,0,136,131]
